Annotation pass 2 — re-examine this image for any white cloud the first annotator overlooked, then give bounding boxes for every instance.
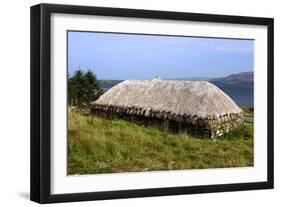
[216,45,252,53]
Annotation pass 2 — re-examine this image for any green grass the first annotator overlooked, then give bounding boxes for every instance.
[68,109,254,175]
[242,106,254,116]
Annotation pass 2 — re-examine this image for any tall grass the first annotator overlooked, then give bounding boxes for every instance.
[68,109,253,175]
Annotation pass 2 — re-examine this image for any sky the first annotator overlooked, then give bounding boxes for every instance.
[68,31,254,80]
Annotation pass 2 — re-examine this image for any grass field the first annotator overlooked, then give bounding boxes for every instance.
[68,109,254,175]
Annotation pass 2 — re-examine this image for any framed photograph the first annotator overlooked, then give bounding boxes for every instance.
[30,3,274,203]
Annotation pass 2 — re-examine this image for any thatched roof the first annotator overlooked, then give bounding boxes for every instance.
[92,79,242,120]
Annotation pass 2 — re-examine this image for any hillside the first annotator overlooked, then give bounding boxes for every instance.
[97,72,253,90]
[68,109,253,175]
[210,71,253,85]
[98,80,123,89]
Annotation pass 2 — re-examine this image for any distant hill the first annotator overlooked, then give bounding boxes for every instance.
[98,80,123,89]
[98,71,253,89]
[210,71,253,85]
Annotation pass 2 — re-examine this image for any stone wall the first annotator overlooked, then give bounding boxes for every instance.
[91,106,244,138]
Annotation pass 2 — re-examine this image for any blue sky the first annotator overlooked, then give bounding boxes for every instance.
[68,31,253,80]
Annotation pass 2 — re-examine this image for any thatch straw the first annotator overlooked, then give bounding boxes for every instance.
[91,79,244,136]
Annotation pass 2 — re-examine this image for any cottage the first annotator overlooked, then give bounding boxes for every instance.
[91,79,244,137]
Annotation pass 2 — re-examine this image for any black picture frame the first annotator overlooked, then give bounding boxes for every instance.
[30,3,274,204]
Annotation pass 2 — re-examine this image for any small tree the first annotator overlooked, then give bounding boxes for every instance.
[71,69,86,106]
[68,68,102,106]
[84,70,102,103]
